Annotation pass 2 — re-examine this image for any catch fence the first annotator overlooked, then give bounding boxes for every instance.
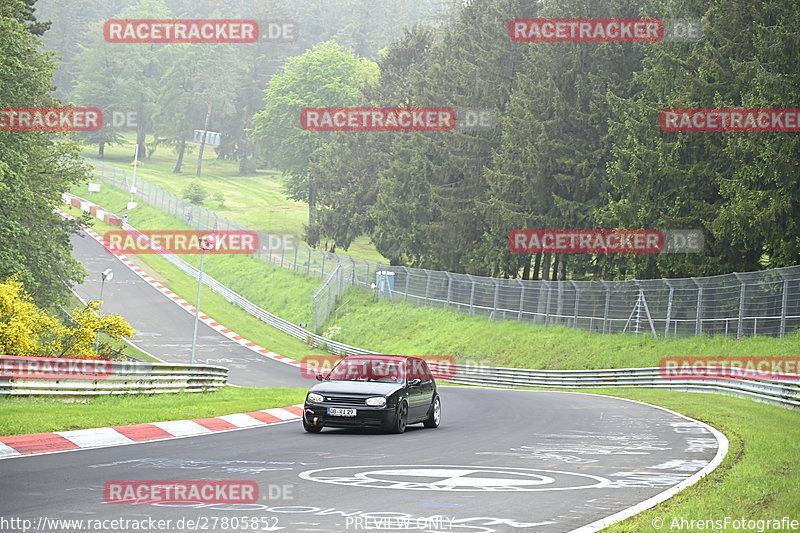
[86,159,800,338]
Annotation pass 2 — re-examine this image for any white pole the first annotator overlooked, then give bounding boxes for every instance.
[190,250,206,365]
[130,144,139,204]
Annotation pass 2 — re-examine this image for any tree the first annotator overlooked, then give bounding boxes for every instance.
[311,26,436,252]
[251,41,378,245]
[183,181,208,205]
[71,0,172,161]
[0,14,90,306]
[0,277,135,358]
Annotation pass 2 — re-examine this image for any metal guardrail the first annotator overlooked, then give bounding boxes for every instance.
[0,357,228,396]
[439,364,800,410]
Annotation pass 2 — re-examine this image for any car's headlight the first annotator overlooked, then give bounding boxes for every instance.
[307,393,324,403]
[366,396,387,407]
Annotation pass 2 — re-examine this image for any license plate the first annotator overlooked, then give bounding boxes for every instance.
[327,408,357,417]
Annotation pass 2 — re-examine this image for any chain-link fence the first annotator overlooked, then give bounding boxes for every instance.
[86,159,800,338]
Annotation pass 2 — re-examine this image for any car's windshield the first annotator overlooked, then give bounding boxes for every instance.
[327,359,405,383]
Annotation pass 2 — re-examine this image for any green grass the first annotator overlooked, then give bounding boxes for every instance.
[83,134,388,263]
[520,388,799,532]
[327,290,800,368]
[69,186,800,370]
[0,386,306,436]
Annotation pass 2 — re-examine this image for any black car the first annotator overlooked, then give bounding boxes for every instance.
[303,355,441,434]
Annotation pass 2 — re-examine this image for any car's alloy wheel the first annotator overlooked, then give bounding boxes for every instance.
[423,396,441,428]
[392,402,408,434]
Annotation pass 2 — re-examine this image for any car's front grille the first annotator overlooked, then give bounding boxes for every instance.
[324,396,367,405]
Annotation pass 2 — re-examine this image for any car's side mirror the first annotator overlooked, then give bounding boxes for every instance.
[408,378,422,386]
[316,374,324,381]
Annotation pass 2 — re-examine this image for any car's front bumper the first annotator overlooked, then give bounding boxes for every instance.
[303,403,395,429]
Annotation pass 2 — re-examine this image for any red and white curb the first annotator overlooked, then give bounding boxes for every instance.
[57,199,303,370]
[0,404,303,459]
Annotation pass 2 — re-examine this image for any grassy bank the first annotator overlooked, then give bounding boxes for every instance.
[0,386,307,437]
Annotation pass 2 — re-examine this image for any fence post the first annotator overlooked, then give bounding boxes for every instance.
[571,281,579,328]
[293,245,299,272]
[312,295,319,333]
[321,252,326,279]
[492,279,500,320]
[468,275,476,315]
[544,281,553,325]
[602,281,611,334]
[307,248,312,274]
[517,280,525,321]
[735,273,745,339]
[445,272,452,308]
[691,278,703,335]
[664,283,674,336]
[279,241,285,268]
[424,270,431,304]
[403,266,410,302]
[780,277,789,337]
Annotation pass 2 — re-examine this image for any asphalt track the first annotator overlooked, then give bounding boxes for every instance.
[0,230,724,532]
[69,232,308,388]
[0,387,722,533]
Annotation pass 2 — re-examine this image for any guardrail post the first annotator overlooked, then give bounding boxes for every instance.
[517,280,525,321]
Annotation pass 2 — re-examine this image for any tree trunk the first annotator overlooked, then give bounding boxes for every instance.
[532,252,542,280]
[98,143,105,158]
[521,255,531,280]
[173,140,186,173]
[541,252,551,281]
[196,99,213,178]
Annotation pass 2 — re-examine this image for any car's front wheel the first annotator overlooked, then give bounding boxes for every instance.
[423,396,441,428]
[390,401,408,434]
[303,416,323,433]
